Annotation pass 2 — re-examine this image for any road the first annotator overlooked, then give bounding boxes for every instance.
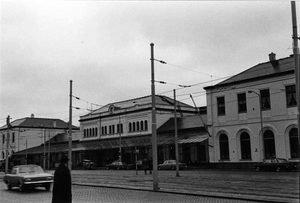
[0,182,260,203]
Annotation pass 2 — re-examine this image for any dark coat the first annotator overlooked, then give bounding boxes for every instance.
[52,163,72,203]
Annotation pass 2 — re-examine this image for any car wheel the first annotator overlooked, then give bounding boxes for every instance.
[255,167,260,172]
[18,181,25,192]
[6,182,12,190]
[106,167,109,170]
[44,183,51,191]
[158,166,161,170]
[171,166,175,170]
[117,167,120,170]
[276,167,281,172]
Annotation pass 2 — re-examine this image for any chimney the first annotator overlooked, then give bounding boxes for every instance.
[269,52,278,67]
[269,52,276,61]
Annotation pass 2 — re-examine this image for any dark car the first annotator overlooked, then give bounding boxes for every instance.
[158,160,187,170]
[254,157,298,172]
[83,159,95,169]
[127,160,143,170]
[3,164,53,192]
[105,161,128,170]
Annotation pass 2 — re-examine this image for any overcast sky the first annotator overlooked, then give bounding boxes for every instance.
[1,1,299,126]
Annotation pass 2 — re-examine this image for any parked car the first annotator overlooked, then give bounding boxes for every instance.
[105,161,128,170]
[254,157,298,172]
[82,159,95,169]
[127,160,143,170]
[3,164,53,192]
[158,160,187,170]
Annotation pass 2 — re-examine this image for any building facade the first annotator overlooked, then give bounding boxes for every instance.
[204,53,299,167]
[0,114,78,164]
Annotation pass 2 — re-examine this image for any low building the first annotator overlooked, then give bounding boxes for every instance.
[0,114,79,165]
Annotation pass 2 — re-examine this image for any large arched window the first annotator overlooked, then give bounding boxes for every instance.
[263,130,276,159]
[219,134,229,160]
[240,132,251,160]
[289,128,299,158]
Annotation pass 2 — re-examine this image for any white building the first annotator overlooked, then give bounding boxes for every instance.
[0,114,78,163]
[204,53,299,166]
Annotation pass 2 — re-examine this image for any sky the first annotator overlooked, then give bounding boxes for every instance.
[1,1,299,127]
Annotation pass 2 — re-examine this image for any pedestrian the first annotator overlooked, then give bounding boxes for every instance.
[142,158,148,174]
[52,155,72,203]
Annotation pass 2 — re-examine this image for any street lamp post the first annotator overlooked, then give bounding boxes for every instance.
[150,43,158,191]
[248,90,263,161]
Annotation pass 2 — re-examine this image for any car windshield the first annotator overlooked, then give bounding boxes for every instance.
[277,158,288,163]
[19,165,44,174]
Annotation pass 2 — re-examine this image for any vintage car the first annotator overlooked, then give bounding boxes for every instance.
[254,157,298,172]
[105,161,128,170]
[3,164,53,192]
[158,160,187,170]
[82,159,95,169]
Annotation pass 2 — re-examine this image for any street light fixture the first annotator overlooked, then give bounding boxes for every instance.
[248,90,263,161]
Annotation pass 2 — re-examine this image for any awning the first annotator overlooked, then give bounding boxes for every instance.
[15,131,208,156]
[178,135,208,144]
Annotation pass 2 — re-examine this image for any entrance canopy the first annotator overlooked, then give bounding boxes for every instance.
[15,131,209,156]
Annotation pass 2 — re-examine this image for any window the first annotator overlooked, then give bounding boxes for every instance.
[237,93,247,113]
[219,134,229,160]
[84,129,86,137]
[263,130,276,159]
[144,120,148,130]
[289,128,299,158]
[3,134,5,144]
[260,89,271,110]
[240,132,251,160]
[129,123,132,132]
[217,96,226,116]
[136,122,139,131]
[140,121,144,130]
[286,85,297,107]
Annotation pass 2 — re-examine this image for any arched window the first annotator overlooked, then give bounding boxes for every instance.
[129,123,132,132]
[219,134,229,160]
[144,120,148,131]
[289,128,299,158]
[133,122,136,131]
[95,127,98,136]
[120,124,123,133]
[137,122,140,131]
[240,132,251,160]
[2,151,4,159]
[84,129,86,137]
[263,130,276,159]
[104,126,107,135]
[140,121,144,130]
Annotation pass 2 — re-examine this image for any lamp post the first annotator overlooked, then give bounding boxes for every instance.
[150,43,158,191]
[173,89,179,177]
[248,90,263,161]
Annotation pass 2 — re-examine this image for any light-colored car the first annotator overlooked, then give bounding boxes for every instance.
[3,164,53,192]
[105,161,127,170]
[158,160,187,170]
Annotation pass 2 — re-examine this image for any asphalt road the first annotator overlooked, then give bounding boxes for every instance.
[0,182,260,203]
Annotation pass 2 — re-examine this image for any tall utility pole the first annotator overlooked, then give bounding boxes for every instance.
[150,43,158,191]
[119,115,122,162]
[48,129,50,170]
[173,89,180,177]
[68,80,73,171]
[291,3,300,197]
[5,115,10,174]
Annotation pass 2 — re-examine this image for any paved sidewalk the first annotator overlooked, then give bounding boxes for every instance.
[1,170,299,203]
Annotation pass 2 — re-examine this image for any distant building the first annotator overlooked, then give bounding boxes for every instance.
[0,114,79,163]
[204,53,299,167]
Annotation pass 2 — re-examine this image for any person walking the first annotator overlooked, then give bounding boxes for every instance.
[142,158,148,174]
[52,155,72,203]
[148,158,152,174]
